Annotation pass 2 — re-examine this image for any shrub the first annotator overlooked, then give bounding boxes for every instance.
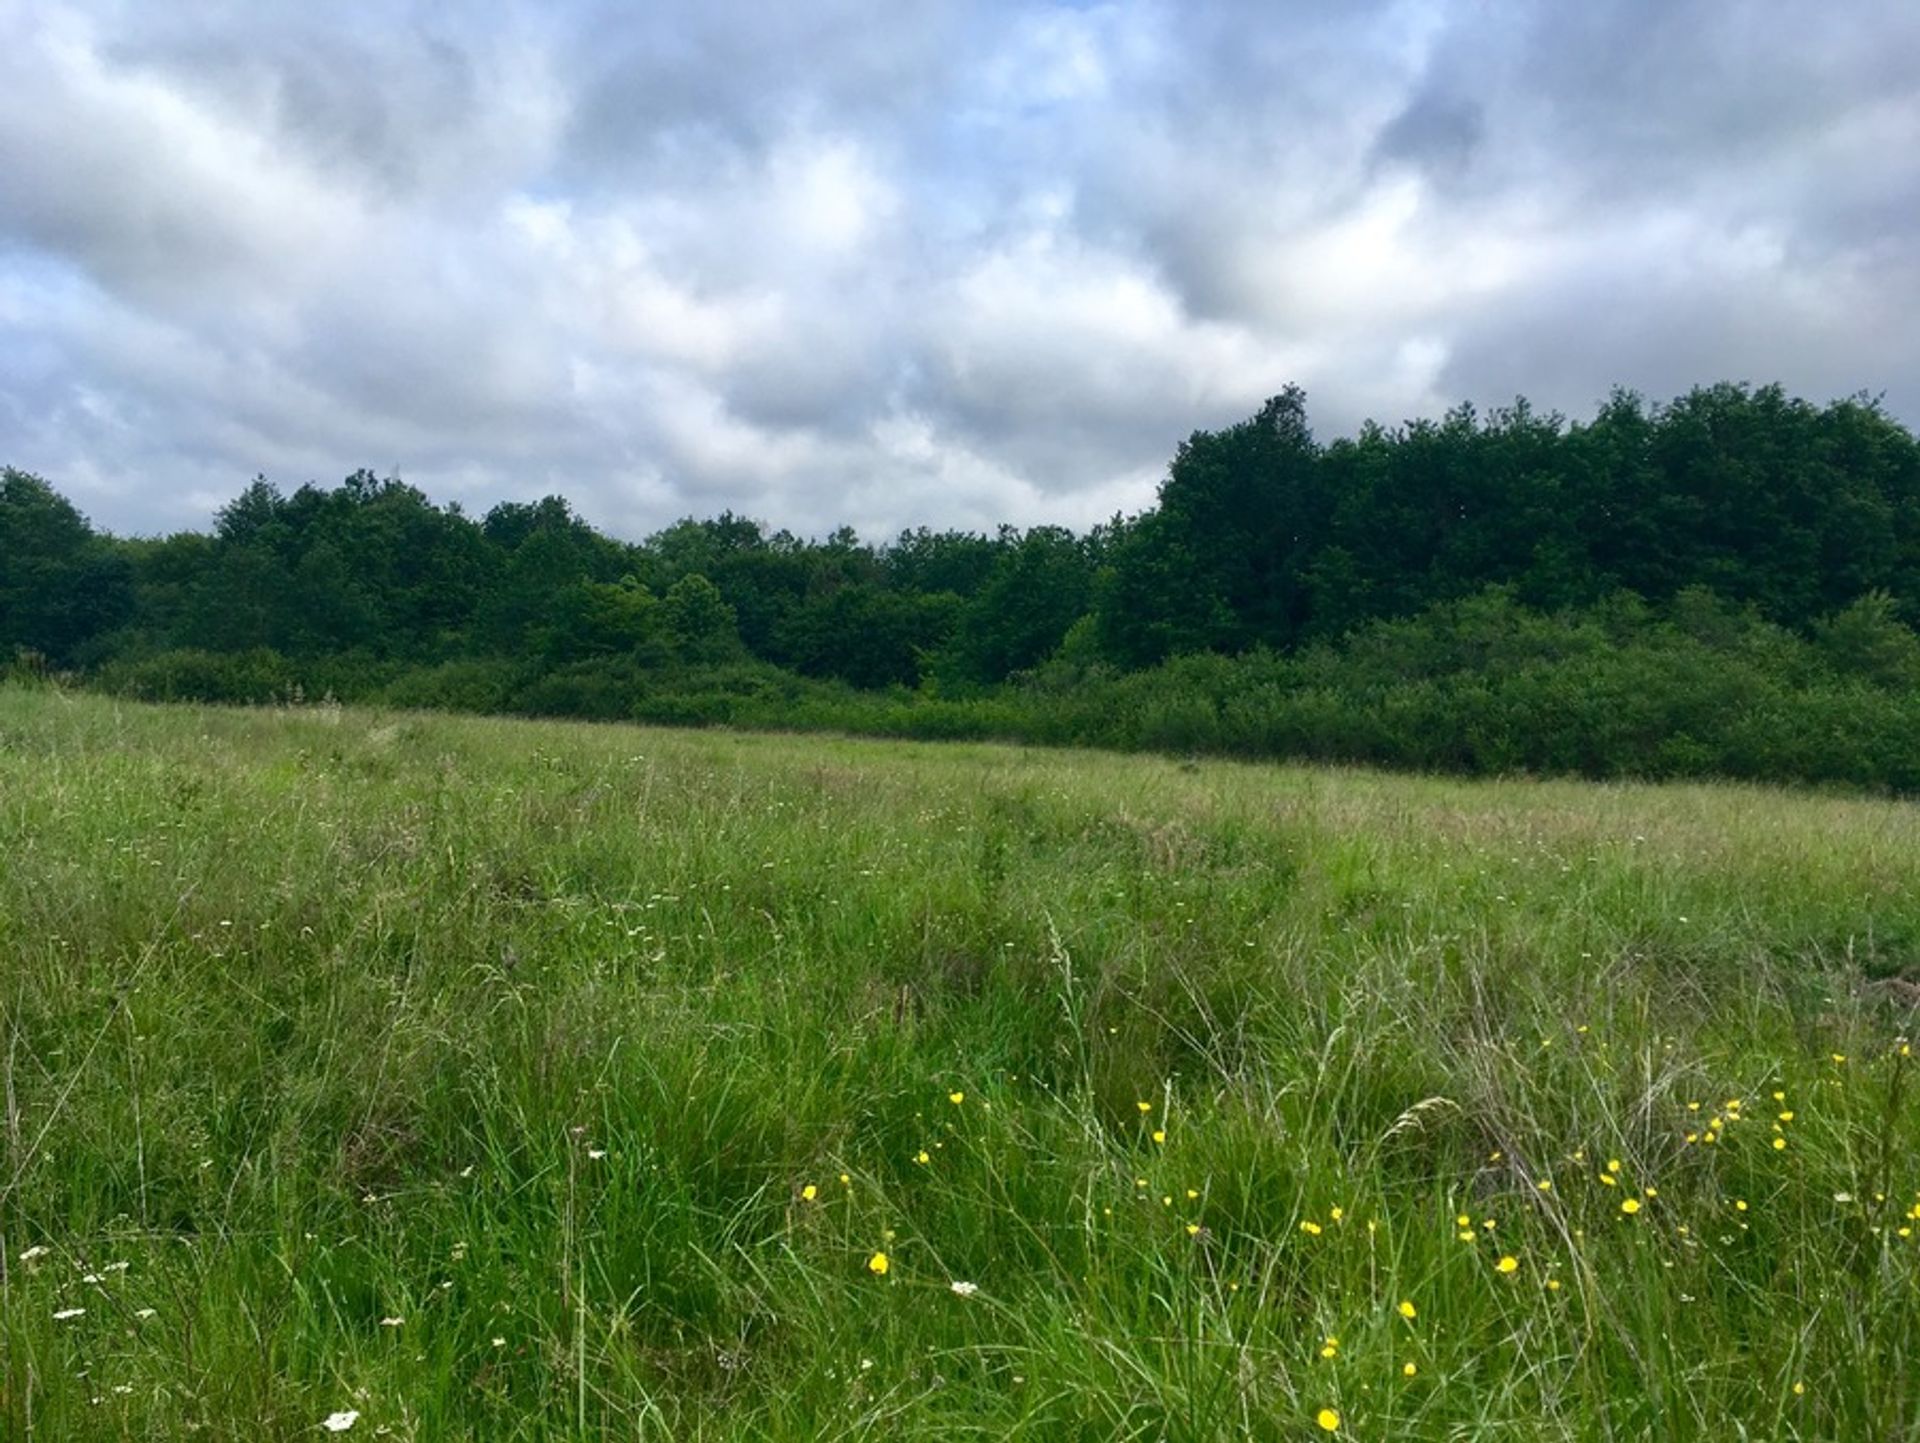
[94,647,294,704]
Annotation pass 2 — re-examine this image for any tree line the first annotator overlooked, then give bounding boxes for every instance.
[5,381,1920,788]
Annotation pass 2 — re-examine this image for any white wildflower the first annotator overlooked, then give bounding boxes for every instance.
[321,1410,360,1432]
[949,1280,979,1297]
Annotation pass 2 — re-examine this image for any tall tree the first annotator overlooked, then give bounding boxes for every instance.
[1098,387,1321,664]
[937,526,1092,685]
[0,468,133,664]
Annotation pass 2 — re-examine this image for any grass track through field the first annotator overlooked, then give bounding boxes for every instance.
[1,686,1917,1439]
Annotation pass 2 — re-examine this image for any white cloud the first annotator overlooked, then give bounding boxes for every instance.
[0,0,1915,539]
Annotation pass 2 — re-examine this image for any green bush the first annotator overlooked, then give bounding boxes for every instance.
[66,584,1920,795]
[94,647,295,704]
[381,659,522,713]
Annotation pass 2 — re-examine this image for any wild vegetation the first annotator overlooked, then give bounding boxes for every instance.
[6,381,1920,790]
[3,687,1918,1438]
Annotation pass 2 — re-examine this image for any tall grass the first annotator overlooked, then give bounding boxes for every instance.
[2,685,1917,1439]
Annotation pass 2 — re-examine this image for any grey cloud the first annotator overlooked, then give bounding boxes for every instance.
[1,0,1916,542]
[1373,90,1483,180]
[1437,241,1920,430]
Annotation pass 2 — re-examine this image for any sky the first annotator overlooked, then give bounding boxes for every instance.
[2,1,1917,541]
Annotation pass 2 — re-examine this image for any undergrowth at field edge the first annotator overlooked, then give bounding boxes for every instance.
[1,686,1916,1440]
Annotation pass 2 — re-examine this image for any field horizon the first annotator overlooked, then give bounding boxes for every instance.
[3,685,1918,1439]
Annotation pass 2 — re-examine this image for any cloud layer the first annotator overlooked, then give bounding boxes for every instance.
[3,0,1916,539]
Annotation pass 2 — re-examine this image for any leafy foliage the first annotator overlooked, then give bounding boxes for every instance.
[5,382,1918,787]
[0,468,133,665]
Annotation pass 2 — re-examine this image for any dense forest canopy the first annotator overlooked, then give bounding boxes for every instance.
[6,381,1920,790]
[7,382,1917,679]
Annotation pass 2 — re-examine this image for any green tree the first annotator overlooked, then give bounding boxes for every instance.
[545,577,665,664]
[937,526,1092,685]
[0,468,133,664]
[777,584,959,688]
[1097,387,1322,665]
[661,574,742,664]
[1815,591,1920,689]
[885,527,1005,598]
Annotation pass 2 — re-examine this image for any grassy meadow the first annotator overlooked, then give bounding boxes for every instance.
[3,684,1919,1440]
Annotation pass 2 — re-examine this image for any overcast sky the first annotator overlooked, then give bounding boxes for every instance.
[3,1,1916,540]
